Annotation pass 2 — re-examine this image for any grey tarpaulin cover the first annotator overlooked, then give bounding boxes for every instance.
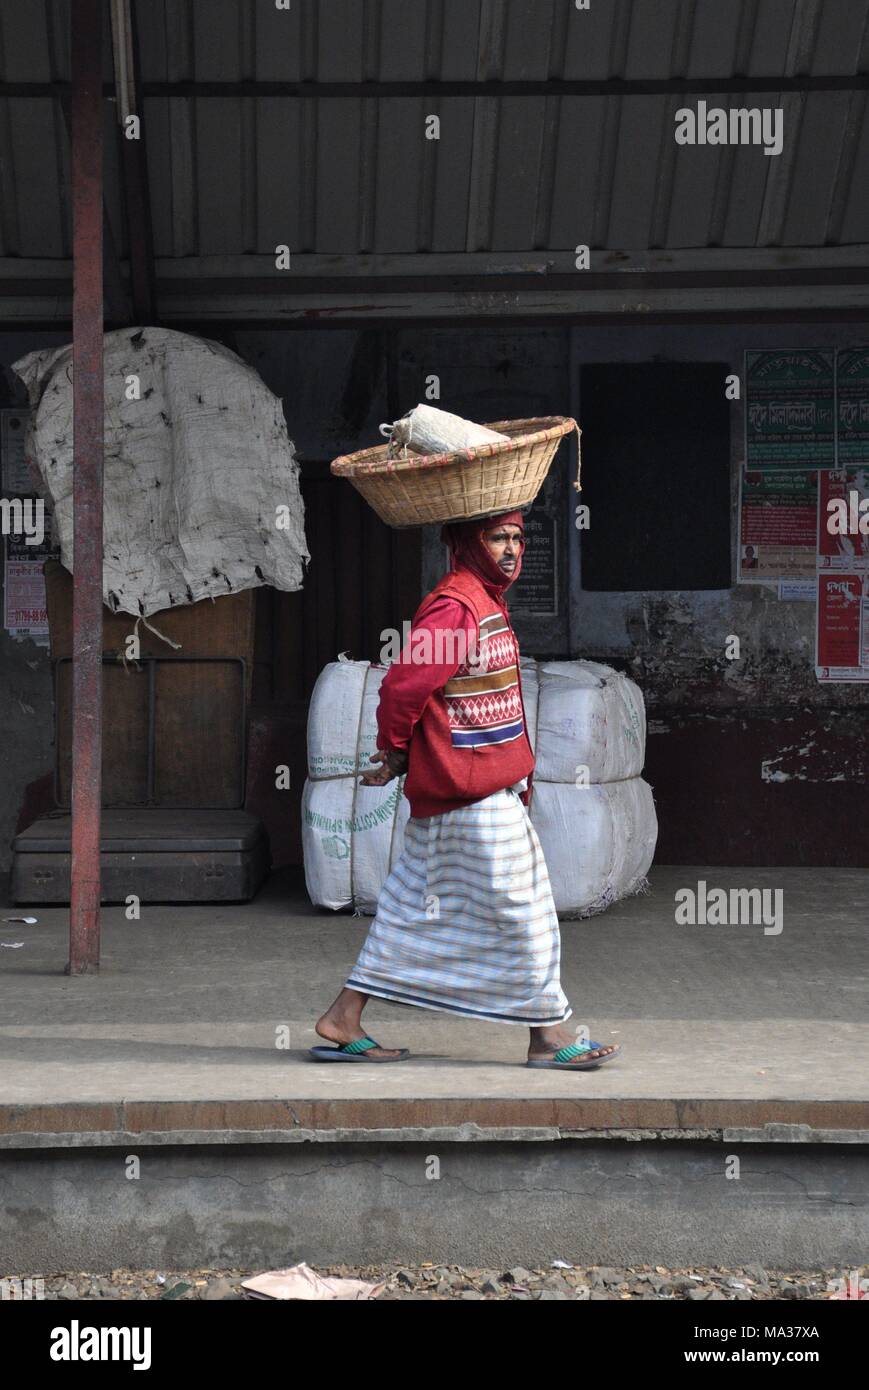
[12,327,309,617]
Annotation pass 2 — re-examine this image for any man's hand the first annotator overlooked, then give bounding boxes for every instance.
[359,747,408,786]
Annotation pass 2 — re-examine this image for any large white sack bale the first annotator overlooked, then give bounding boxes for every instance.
[526,660,646,783]
[518,657,538,748]
[303,656,409,911]
[302,655,656,917]
[306,655,386,778]
[530,779,657,918]
[302,776,409,913]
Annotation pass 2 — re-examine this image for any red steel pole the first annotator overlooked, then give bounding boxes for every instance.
[67,0,104,974]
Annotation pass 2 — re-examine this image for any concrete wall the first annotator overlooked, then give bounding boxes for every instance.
[2,1139,866,1270]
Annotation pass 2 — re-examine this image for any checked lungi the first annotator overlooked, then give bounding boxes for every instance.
[345,784,571,1026]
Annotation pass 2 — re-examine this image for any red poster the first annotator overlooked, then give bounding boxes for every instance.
[816,572,869,681]
[817,469,869,570]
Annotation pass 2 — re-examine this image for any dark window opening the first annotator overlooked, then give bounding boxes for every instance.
[579,363,731,591]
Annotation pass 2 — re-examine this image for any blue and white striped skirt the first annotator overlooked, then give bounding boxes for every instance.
[345,785,571,1026]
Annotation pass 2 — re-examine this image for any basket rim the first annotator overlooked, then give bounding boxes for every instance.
[330,414,576,478]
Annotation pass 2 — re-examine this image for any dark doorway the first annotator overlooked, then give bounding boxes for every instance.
[579,363,731,591]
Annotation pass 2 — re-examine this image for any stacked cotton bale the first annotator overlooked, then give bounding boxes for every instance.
[301,657,409,912]
[302,656,657,917]
[519,660,657,918]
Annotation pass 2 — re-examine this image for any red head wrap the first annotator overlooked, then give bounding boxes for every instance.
[439,508,526,596]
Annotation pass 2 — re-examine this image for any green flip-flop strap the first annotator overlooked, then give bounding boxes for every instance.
[339,1036,379,1054]
[552,1042,594,1063]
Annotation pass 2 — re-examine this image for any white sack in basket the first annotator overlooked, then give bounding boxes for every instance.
[380,403,509,458]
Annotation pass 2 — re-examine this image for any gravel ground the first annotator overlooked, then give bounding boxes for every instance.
[14,1264,846,1300]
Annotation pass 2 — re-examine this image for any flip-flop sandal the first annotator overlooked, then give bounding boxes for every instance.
[308,1035,410,1063]
[526,1040,620,1070]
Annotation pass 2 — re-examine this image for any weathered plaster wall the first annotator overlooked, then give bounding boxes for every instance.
[414,322,869,703]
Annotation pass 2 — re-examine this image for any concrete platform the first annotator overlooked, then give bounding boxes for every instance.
[1,865,868,1144]
[1,866,868,1269]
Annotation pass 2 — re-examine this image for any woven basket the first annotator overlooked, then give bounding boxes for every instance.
[330,416,579,529]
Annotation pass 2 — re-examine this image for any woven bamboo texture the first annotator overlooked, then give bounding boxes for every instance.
[330,416,578,529]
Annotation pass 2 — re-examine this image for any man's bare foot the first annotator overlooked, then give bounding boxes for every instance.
[528,1023,619,1065]
[315,1010,405,1059]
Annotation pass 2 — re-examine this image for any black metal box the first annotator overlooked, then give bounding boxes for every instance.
[11,809,269,904]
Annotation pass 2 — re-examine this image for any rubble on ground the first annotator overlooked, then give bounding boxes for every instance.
[22,1262,841,1300]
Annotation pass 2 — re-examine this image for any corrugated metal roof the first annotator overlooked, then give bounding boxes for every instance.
[1,0,868,317]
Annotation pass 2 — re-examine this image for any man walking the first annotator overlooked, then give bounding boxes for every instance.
[311,509,620,1070]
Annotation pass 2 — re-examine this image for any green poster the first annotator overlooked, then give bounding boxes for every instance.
[741,470,818,502]
[836,347,869,466]
[745,349,835,469]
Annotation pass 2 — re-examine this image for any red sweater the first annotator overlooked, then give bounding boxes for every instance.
[376,568,535,818]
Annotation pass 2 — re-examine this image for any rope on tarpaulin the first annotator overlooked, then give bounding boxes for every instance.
[120,614,182,672]
[135,614,182,649]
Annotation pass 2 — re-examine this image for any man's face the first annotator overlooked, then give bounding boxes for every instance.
[482,523,523,578]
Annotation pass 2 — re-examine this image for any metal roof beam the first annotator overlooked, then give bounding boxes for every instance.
[5,244,869,288]
[2,75,869,98]
[153,269,869,295]
[5,308,869,332]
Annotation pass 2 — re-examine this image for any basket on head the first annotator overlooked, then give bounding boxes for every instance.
[330,416,579,529]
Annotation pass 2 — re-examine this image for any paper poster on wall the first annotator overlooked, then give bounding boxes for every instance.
[778,579,816,601]
[836,347,869,466]
[817,468,869,571]
[510,501,559,616]
[3,529,55,644]
[4,551,49,642]
[0,408,33,493]
[745,350,835,470]
[815,572,869,682]
[738,469,818,582]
